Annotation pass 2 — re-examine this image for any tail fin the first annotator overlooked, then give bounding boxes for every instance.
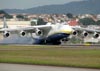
[3,17,8,28]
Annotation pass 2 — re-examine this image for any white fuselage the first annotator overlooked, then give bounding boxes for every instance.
[47,24,73,37]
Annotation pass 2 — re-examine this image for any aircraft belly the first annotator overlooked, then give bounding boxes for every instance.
[33,33,70,44]
[46,33,70,42]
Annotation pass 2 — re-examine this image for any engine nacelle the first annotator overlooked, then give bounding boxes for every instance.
[93,32,99,38]
[72,30,78,36]
[35,29,43,36]
[20,31,26,36]
[82,31,88,37]
[3,31,10,38]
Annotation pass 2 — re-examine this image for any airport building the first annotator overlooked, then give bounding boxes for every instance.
[0,21,30,28]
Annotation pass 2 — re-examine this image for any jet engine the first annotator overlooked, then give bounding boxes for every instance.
[20,31,26,36]
[35,29,43,36]
[93,32,99,38]
[72,30,78,36]
[82,31,88,37]
[3,31,10,38]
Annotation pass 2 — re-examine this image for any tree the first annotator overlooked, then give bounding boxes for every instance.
[0,10,7,14]
[37,18,47,25]
[16,15,24,19]
[5,14,13,19]
[96,20,100,25]
[79,18,96,25]
[0,10,13,19]
[66,13,73,18]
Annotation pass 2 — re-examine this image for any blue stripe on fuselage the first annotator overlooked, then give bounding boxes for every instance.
[33,33,70,44]
[46,33,69,42]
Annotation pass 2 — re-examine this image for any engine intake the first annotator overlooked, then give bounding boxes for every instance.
[20,31,26,36]
[72,30,78,36]
[3,31,10,38]
[93,32,99,38]
[82,31,88,37]
[36,29,43,36]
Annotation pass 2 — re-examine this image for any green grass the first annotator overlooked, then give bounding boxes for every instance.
[0,45,100,69]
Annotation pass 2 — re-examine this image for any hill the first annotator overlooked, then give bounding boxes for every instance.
[3,0,100,14]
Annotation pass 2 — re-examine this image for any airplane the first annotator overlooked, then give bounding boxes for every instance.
[0,17,100,45]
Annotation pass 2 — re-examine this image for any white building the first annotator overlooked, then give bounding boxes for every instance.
[0,21,30,29]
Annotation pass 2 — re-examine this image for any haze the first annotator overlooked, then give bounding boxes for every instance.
[0,0,83,9]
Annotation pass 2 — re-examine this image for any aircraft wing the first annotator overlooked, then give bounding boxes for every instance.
[72,26,100,33]
[0,25,52,32]
[0,25,52,37]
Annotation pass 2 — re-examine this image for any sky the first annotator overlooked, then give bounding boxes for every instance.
[0,0,83,9]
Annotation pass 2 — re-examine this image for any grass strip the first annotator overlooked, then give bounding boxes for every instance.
[0,45,100,69]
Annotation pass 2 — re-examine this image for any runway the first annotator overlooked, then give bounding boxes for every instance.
[8,44,100,48]
[0,63,100,71]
